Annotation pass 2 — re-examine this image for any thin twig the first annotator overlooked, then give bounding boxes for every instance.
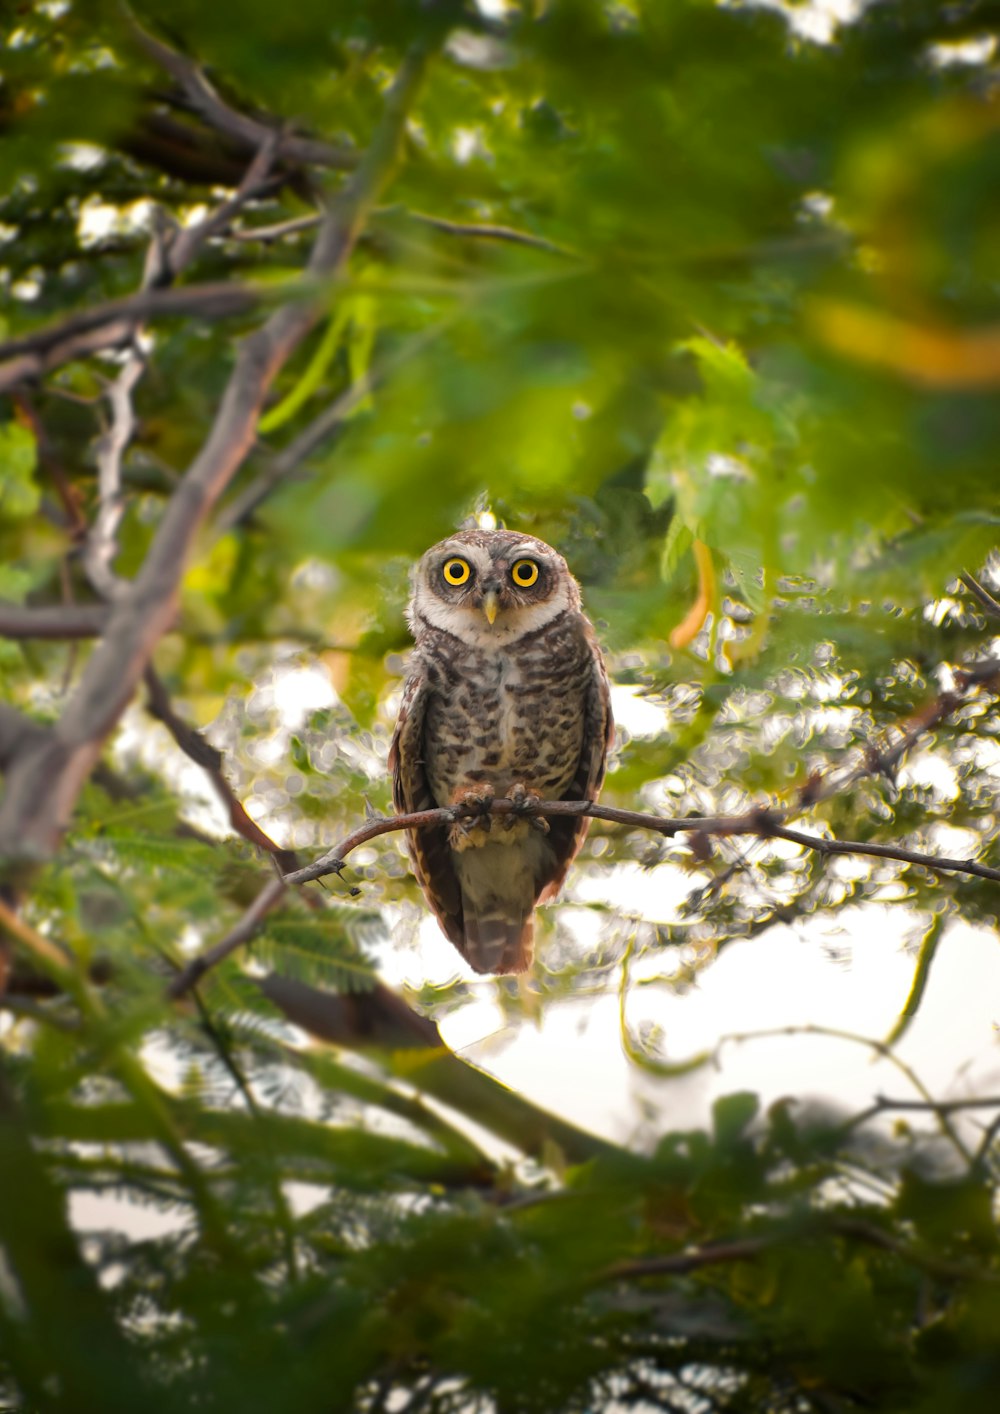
[385,206,577,257]
[229,214,324,244]
[599,1237,773,1282]
[791,657,1000,811]
[148,647,1000,1002]
[144,666,297,869]
[166,877,286,999]
[229,205,577,258]
[599,1219,993,1287]
[166,130,283,275]
[169,784,1000,1004]
[279,797,1000,889]
[973,1111,1000,1171]
[871,1094,1000,1114]
[960,570,1000,621]
[709,1022,973,1162]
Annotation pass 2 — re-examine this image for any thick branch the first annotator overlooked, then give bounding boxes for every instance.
[125,9,357,173]
[0,705,48,773]
[256,973,615,1165]
[0,46,431,868]
[0,602,110,640]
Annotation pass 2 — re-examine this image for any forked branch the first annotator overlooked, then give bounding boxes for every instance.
[0,45,431,868]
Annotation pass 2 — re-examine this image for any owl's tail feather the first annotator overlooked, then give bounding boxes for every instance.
[462,910,533,975]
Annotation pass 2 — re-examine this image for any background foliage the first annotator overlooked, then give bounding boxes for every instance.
[1,0,999,1409]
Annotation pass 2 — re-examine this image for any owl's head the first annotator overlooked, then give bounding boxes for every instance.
[409,529,581,647]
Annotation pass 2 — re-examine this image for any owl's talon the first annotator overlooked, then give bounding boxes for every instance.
[448,784,495,849]
[501,783,549,832]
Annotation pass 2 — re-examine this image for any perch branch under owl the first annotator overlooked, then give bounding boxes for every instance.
[155,650,1000,1000]
[165,792,1000,1003]
[281,795,1000,890]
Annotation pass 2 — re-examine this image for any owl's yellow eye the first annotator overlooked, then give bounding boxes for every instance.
[511,559,539,588]
[442,557,472,587]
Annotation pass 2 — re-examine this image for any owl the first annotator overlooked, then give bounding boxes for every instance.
[389,529,613,975]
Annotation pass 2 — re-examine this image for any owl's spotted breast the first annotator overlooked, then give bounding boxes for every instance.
[389,528,612,975]
[417,607,590,804]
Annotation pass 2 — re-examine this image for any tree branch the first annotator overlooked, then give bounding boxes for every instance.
[82,138,286,603]
[0,603,110,640]
[83,351,146,600]
[0,707,46,778]
[280,797,1000,889]
[960,570,1000,621]
[123,7,357,173]
[0,45,431,869]
[168,777,1000,1005]
[164,130,285,276]
[143,666,297,870]
[254,972,616,1165]
[599,1218,991,1287]
[166,877,307,1000]
[599,1237,773,1283]
[791,656,1000,810]
[0,282,264,395]
[229,206,577,257]
[870,1093,1000,1114]
[390,206,577,257]
[0,138,287,400]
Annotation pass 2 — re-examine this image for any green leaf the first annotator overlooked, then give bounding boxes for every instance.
[0,420,40,521]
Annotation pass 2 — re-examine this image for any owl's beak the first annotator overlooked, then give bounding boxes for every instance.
[482,590,499,626]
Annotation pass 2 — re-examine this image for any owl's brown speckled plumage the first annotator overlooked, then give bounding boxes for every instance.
[389,529,612,974]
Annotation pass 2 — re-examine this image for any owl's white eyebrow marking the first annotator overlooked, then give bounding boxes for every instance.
[507,544,548,560]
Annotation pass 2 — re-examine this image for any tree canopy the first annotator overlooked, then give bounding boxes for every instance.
[1,1,999,1410]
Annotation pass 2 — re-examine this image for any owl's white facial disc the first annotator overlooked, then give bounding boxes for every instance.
[409,531,580,648]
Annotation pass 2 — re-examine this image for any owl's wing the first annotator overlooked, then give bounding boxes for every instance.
[538,633,614,903]
[388,671,464,947]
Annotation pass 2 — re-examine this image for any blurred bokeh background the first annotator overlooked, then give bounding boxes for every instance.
[1,1,999,1410]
